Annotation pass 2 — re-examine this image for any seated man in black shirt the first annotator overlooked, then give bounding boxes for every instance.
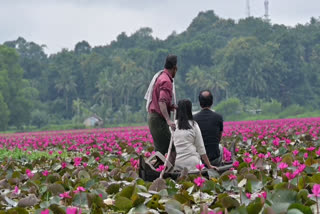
[194,90,224,166]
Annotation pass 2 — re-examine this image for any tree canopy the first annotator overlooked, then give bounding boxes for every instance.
[1,10,320,130]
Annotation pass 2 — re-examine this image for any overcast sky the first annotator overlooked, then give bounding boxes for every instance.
[1,0,319,54]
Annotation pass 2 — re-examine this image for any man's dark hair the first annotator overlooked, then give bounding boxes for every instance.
[199,90,213,108]
[176,99,194,130]
[164,55,177,69]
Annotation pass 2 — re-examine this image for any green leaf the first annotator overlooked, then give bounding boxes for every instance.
[287,209,304,214]
[165,199,183,214]
[106,183,120,194]
[288,203,313,214]
[114,196,133,212]
[247,198,263,214]
[118,185,136,199]
[201,180,216,194]
[78,170,90,179]
[221,196,240,209]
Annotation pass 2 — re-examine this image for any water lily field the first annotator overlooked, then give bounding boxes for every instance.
[1,117,320,213]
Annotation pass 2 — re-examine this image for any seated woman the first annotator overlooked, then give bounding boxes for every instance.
[173,99,216,172]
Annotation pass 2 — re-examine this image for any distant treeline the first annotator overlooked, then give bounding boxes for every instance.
[1,10,320,131]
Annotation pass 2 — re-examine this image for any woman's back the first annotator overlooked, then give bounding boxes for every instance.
[174,120,206,172]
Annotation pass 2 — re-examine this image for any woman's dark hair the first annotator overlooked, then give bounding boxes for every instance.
[199,90,213,108]
[164,55,177,69]
[176,99,194,130]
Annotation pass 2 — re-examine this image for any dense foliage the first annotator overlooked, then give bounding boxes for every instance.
[0,117,319,213]
[1,11,320,130]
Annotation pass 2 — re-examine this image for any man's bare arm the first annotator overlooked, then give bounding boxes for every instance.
[159,101,176,130]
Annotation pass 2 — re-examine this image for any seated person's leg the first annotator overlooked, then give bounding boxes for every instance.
[210,144,223,166]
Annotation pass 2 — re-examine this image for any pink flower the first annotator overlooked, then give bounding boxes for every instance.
[235,148,239,153]
[58,151,63,155]
[233,161,239,168]
[95,157,100,161]
[244,157,252,164]
[196,164,205,171]
[308,184,320,198]
[285,172,296,180]
[207,211,223,214]
[156,165,165,172]
[74,157,82,166]
[246,193,251,199]
[297,164,306,173]
[48,151,53,155]
[42,170,49,177]
[292,160,300,167]
[278,162,288,170]
[59,191,72,199]
[228,174,237,180]
[41,209,50,214]
[258,191,267,199]
[83,163,88,167]
[272,157,282,163]
[26,169,34,178]
[292,150,299,156]
[130,158,139,169]
[144,152,151,158]
[61,162,67,169]
[316,149,320,156]
[66,207,82,214]
[258,153,265,159]
[194,177,206,187]
[250,163,257,170]
[98,164,105,172]
[13,186,19,195]
[223,147,232,162]
[304,153,308,159]
[306,147,315,151]
[74,186,86,194]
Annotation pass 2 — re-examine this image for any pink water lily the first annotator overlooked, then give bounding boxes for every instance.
[292,150,299,156]
[196,164,205,171]
[42,170,49,176]
[228,174,237,180]
[41,209,50,214]
[308,184,320,198]
[59,191,72,199]
[74,186,86,194]
[66,207,82,214]
[233,161,239,168]
[278,162,288,170]
[194,177,206,187]
[156,165,165,172]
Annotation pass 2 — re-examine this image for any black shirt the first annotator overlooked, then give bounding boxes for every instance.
[194,109,223,161]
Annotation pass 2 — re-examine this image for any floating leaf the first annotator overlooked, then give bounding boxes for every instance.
[114,196,133,212]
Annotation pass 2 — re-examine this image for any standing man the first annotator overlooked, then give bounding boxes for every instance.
[194,90,224,166]
[145,55,178,162]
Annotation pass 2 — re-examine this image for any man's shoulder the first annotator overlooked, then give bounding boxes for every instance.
[157,72,172,85]
[194,109,222,120]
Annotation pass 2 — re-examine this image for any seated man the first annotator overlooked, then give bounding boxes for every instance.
[194,90,224,166]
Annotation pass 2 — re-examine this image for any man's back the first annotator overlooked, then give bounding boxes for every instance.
[194,109,223,161]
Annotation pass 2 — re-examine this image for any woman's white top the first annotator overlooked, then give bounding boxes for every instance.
[173,120,207,172]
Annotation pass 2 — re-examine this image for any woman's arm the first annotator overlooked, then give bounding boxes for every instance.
[201,154,217,169]
[194,122,217,169]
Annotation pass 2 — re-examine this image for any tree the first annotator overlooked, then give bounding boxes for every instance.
[54,68,77,116]
[0,45,32,128]
[0,93,10,130]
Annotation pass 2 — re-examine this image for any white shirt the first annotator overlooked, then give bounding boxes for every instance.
[173,120,207,172]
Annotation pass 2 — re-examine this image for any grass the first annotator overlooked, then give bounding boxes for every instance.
[0,148,69,160]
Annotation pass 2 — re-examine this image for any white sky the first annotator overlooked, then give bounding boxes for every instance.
[0,0,319,54]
